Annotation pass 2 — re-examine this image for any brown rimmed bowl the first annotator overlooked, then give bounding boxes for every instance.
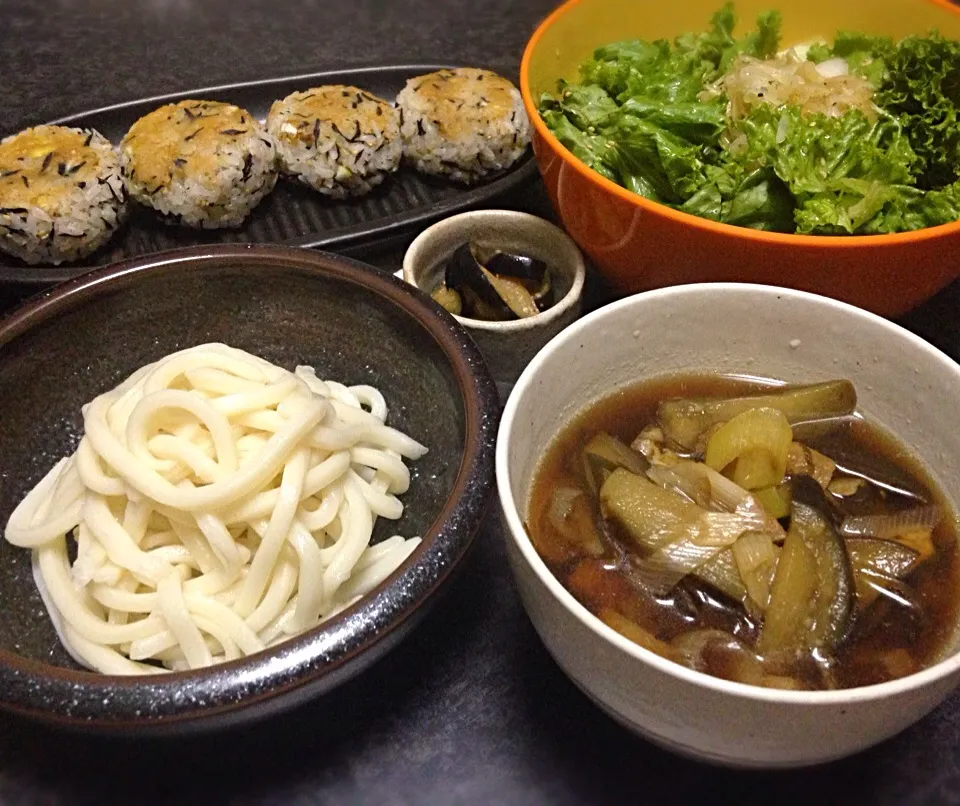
[0,244,498,733]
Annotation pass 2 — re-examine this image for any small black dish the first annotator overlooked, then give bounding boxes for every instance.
[0,243,498,733]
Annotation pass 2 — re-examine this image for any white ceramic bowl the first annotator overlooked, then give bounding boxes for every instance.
[403,210,585,386]
[497,283,960,769]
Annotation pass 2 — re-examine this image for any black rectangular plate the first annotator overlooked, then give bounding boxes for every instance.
[0,64,537,287]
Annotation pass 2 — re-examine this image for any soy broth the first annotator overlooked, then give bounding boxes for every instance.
[526,374,960,690]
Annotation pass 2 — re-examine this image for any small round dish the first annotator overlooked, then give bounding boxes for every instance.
[497,282,960,768]
[403,210,585,386]
[0,243,498,733]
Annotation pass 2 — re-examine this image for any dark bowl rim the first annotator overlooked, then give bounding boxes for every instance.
[0,243,499,728]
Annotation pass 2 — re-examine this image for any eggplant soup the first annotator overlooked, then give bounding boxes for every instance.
[525,374,960,691]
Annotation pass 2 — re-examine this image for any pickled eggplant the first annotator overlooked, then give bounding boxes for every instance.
[430,240,552,321]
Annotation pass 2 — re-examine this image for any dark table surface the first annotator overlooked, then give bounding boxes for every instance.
[4,1,960,804]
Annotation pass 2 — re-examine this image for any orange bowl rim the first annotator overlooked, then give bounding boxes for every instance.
[519,0,960,249]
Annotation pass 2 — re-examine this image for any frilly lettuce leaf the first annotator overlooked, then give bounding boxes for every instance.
[580,40,668,100]
[734,105,918,188]
[874,33,960,189]
[602,116,711,202]
[810,30,960,190]
[722,105,921,233]
[812,32,894,87]
[618,99,726,145]
[538,103,618,184]
[584,4,781,104]
[542,82,618,130]
[540,3,780,206]
[539,4,960,235]
[736,10,782,64]
[857,180,960,233]
[722,168,796,231]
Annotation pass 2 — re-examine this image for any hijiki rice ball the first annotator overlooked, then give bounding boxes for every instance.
[266,85,402,199]
[395,68,531,183]
[120,100,277,228]
[0,125,126,265]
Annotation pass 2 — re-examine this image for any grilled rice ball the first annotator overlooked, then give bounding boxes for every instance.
[120,100,277,229]
[266,86,402,199]
[0,125,126,265]
[395,68,531,183]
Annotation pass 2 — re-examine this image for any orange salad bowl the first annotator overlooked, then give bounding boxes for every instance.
[520,0,960,316]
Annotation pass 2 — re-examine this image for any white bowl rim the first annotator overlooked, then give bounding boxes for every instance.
[497,281,960,705]
[402,209,586,333]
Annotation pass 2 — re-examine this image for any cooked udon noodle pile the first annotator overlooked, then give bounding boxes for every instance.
[4,343,428,675]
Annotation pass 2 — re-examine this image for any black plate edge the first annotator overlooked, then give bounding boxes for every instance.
[1,63,537,287]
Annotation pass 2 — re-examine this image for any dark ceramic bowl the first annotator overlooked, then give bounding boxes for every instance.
[0,244,498,733]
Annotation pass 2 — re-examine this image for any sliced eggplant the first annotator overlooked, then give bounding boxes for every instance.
[786,442,836,489]
[658,380,857,450]
[758,476,855,655]
[441,241,551,321]
[477,245,547,284]
[445,243,513,320]
[671,578,759,643]
[846,538,920,609]
[853,573,924,640]
[827,476,865,497]
[461,285,511,321]
[480,267,540,318]
[826,448,930,503]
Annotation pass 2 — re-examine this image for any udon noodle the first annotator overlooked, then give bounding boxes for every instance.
[4,343,428,675]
